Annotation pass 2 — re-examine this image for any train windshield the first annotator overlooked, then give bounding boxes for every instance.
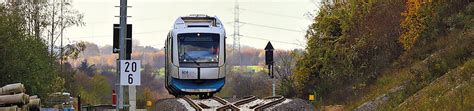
[178,33,220,63]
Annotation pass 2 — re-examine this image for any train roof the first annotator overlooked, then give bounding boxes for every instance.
[173,14,224,29]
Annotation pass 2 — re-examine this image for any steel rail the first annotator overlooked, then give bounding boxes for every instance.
[232,96,257,107]
[213,96,240,111]
[253,96,286,111]
[182,96,203,111]
[211,96,229,105]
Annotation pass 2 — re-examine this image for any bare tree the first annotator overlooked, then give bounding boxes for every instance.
[5,0,84,59]
[4,0,45,38]
[274,49,300,79]
[43,0,85,59]
[273,49,302,97]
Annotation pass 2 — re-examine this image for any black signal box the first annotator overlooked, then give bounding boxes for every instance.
[113,24,132,59]
[265,41,274,65]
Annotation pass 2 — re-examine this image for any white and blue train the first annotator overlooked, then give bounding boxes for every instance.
[164,15,226,98]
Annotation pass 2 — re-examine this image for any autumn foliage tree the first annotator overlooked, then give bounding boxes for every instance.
[399,0,446,50]
[400,0,472,50]
[400,0,427,50]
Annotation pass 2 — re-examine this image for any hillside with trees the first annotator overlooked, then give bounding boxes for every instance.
[290,0,474,109]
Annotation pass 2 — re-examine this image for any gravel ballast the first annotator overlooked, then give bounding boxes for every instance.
[153,98,188,111]
[154,97,316,111]
[270,98,316,111]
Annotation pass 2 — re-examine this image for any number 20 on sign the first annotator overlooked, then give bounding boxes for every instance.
[120,60,141,85]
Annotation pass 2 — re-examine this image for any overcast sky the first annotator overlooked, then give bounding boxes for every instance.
[64,0,319,50]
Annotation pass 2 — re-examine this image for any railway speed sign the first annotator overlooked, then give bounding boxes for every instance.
[120,60,141,85]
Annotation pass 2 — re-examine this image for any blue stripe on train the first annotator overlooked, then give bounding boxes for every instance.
[171,78,225,90]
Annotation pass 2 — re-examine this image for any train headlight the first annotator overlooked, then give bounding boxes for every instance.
[181,89,217,92]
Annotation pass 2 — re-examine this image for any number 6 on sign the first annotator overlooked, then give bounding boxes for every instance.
[120,60,141,85]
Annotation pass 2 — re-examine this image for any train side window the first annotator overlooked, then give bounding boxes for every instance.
[166,36,169,61]
[170,37,173,63]
[165,36,168,73]
[224,36,226,62]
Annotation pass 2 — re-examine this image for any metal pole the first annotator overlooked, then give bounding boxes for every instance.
[77,95,81,111]
[272,65,275,96]
[117,0,127,110]
[272,77,275,96]
[129,86,136,111]
[233,0,241,72]
[115,60,121,111]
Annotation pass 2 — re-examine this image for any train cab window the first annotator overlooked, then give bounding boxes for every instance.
[177,33,220,63]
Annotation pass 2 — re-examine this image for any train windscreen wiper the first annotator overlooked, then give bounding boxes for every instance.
[181,52,200,66]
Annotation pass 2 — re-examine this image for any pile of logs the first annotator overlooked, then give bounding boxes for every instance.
[0,83,41,111]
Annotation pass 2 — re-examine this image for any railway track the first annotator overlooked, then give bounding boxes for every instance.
[254,96,286,111]
[182,96,203,111]
[180,95,287,111]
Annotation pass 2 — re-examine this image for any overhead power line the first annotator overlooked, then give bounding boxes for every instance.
[240,35,304,47]
[69,30,166,39]
[87,17,164,25]
[240,8,308,20]
[239,21,305,33]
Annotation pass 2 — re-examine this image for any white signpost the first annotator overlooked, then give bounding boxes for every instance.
[120,60,141,85]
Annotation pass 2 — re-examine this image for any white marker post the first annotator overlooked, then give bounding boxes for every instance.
[120,60,141,85]
[120,60,140,111]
